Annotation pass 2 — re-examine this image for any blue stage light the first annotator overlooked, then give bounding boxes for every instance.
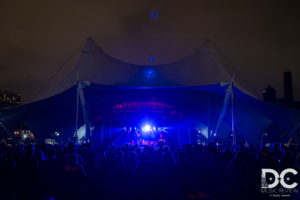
[144,67,156,80]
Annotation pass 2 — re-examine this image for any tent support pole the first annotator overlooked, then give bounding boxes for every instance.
[75,76,91,144]
[109,114,112,143]
[78,82,91,144]
[214,75,235,145]
[231,87,236,145]
[75,82,79,145]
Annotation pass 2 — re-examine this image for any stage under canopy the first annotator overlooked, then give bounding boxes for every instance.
[0,83,300,145]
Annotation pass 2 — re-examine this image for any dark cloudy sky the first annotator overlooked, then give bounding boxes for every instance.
[1,0,300,103]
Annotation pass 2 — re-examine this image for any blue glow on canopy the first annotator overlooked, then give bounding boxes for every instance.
[144,67,156,80]
[149,57,154,62]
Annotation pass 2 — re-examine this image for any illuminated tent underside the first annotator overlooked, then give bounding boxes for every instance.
[1,83,299,145]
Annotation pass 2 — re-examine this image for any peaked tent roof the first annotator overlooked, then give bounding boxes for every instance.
[35,37,257,102]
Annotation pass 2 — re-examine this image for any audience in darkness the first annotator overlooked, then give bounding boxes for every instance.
[0,141,299,200]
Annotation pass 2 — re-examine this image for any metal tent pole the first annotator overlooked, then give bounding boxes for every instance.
[75,80,79,144]
[231,88,235,145]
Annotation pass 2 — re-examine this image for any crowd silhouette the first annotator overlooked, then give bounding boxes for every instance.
[0,141,299,200]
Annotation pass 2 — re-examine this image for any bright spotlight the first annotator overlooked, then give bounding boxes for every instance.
[143,124,151,132]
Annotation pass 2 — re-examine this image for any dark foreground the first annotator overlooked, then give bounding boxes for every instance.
[0,142,299,200]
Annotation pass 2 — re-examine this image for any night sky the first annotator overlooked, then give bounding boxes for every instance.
[1,0,300,103]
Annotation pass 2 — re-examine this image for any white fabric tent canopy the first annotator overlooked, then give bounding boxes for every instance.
[34,37,256,102]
